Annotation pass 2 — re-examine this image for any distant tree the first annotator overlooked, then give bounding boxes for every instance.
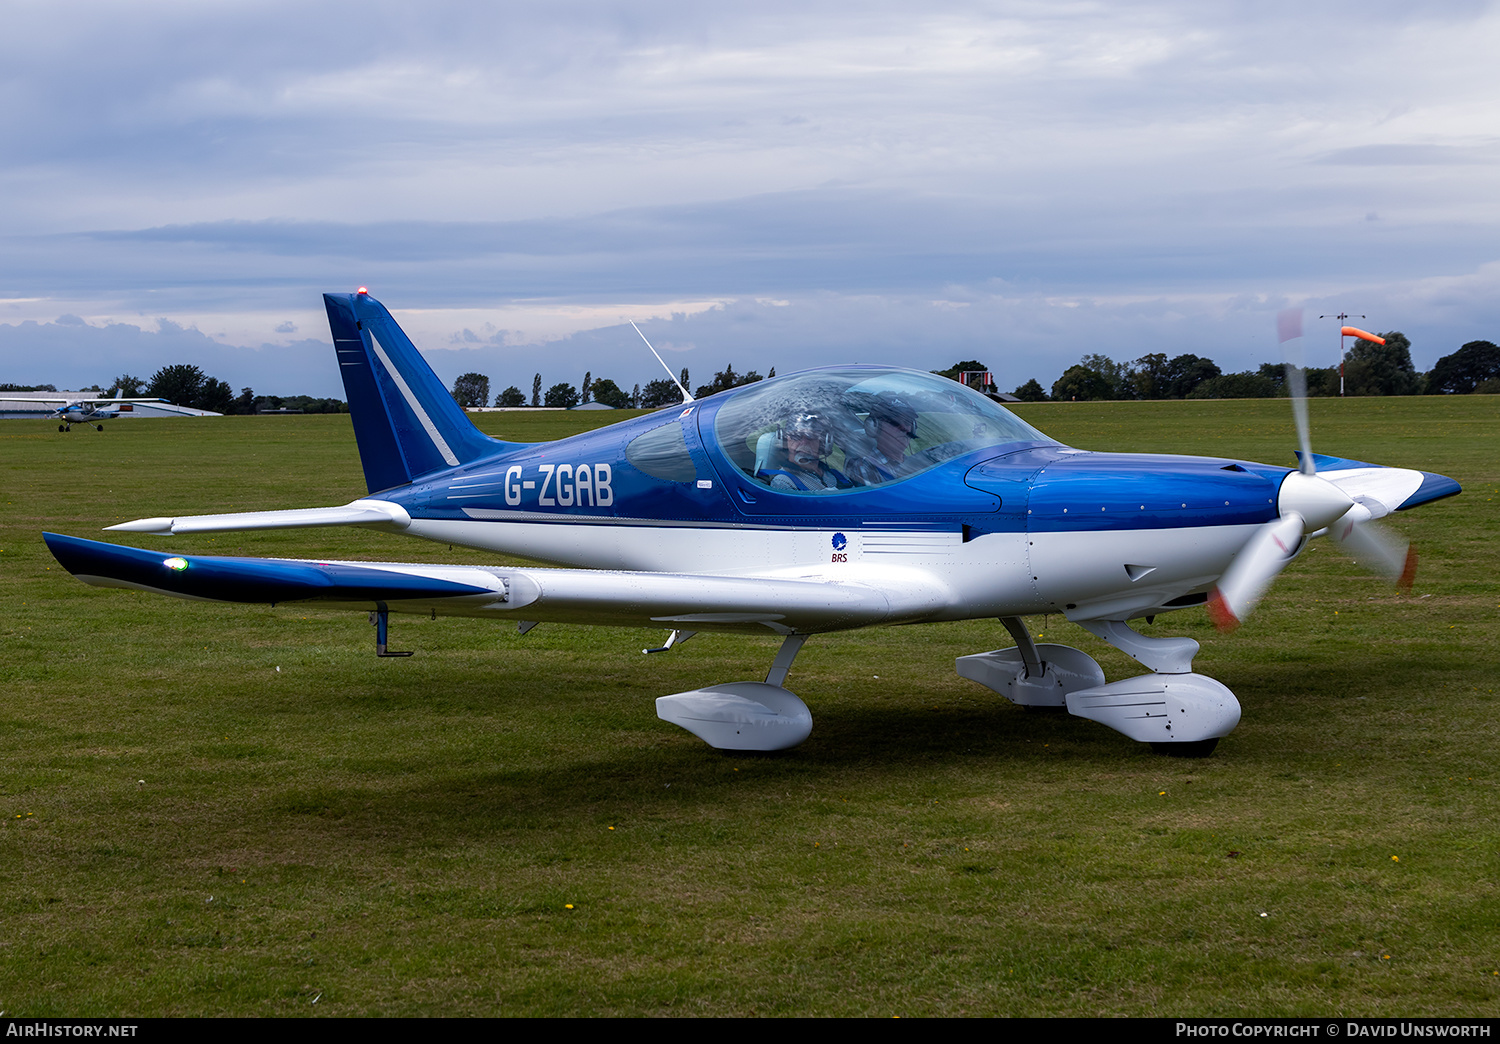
[1305,366,1340,397]
[580,371,592,404]
[144,364,237,412]
[1079,353,1134,399]
[249,394,347,414]
[1130,354,1170,399]
[451,372,490,408]
[197,377,235,414]
[631,383,641,408]
[1255,363,1288,396]
[694,363,764,398]
[1187,371,1276,399]
[0,383,57,392]
[1163,354,1221,399]
[1051,365,1113,402]
[1259,363,1339,397]
[233,387,256,414]
[1427,340,1500,394]
[933,360,989,381]
[531,373,542,407]
[641,378,684,407]
[1012,378,1048,402]
[495,385,526,407]
[933,360,994,392]
[589,377,631,409]
[544,382,579,408]
[147,364,207,407]
[679,367,690,393]
[1345,332,1420,396]
[109,374,145,397]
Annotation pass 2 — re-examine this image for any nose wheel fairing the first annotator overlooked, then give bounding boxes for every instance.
[957,616,1242,753]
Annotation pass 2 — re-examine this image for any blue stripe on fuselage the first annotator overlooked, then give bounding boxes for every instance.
[377,417,1284,536]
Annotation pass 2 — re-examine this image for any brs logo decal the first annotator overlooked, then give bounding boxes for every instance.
[504,464,615,508]
[831,531,848,562]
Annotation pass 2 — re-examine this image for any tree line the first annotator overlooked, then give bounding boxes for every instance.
[22,335,1498,420]
[980,336,1500,402]
[102,367,347,414]
[450,363,774,410]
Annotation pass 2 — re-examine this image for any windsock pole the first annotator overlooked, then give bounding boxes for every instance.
[1318,312,1380,396]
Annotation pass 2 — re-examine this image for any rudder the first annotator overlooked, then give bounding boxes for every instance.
[325,291,516,493]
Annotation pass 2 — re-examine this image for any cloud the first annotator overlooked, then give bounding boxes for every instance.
[1,1,1498,397]
[1318,144,1499,166]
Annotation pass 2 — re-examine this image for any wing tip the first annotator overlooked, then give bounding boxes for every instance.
[1398,472,1463,511]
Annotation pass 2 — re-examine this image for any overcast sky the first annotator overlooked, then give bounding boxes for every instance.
[3,0,1499,398]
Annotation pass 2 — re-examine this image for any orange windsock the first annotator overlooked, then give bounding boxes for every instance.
[1341,326,1385,344]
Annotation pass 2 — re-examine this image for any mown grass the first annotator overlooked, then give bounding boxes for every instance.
[1,396,1498,1016]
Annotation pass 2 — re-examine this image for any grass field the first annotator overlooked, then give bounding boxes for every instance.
[2,396,1498,1016]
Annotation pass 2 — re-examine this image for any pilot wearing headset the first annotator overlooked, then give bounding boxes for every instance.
[757,412,855,492]
[845,393,918,485]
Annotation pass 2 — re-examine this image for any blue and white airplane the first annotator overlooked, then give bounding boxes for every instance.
[1,395,168,430]
[44,290,1461,756]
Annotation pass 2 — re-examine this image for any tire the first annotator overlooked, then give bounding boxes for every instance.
[1151,738,1219,758]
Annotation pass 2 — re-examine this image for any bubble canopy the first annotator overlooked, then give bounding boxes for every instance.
[711,366,1054,494]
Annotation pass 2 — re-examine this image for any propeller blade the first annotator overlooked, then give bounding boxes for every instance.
[1278,307,1315,476]
[1207,513,1306,632]
[1329,513,1417,591]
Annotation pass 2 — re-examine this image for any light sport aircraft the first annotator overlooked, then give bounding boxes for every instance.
[44,290,1461,757]
[1,396,166,431]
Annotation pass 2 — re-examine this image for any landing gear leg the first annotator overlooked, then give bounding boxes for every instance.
[955,617,1106,708]
[765,633,808,687]
[369,609,413,657]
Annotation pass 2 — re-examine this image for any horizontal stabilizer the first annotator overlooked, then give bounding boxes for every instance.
[105,499,411,535]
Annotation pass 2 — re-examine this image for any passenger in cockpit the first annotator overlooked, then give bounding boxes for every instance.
[845,393,918,485]
[757,412,855,493]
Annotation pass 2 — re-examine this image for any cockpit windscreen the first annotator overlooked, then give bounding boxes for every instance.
[712,367,1053,494]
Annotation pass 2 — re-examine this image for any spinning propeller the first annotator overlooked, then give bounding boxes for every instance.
[1206,310,1416,632]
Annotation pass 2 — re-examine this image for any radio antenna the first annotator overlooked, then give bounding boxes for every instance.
[630,320,694,404]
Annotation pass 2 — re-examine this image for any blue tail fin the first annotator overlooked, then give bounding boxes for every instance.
[325,291,520,494]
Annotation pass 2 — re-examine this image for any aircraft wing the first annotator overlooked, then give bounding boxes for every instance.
[0,397,167,406]
[1299,453,1462,519]
[44,533,942,634]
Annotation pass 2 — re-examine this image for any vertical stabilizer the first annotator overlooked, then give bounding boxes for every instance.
[324,291,518,493]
